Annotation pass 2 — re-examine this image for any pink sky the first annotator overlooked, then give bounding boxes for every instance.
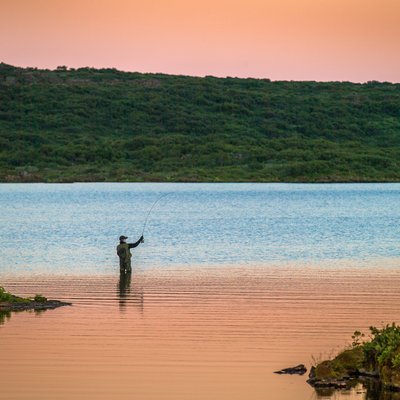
[1,0,399,82]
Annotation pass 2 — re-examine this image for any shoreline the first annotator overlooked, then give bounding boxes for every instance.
[0,300,71,313]
[308,325,400,394]
[2,178,400,184]
[0,286,71,314]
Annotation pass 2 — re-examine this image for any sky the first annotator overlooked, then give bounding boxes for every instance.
[1,0,399,82]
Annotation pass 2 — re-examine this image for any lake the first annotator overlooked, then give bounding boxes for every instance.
[0,183,399,400]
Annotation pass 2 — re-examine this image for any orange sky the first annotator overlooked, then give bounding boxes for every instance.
[1,0,399,82]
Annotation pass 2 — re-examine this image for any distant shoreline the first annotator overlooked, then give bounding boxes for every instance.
[1,177,400,184]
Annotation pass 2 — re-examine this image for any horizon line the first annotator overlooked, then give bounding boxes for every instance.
[2,61,399,85]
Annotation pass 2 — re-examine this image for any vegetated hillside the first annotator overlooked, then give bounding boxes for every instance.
[0,62,399,182]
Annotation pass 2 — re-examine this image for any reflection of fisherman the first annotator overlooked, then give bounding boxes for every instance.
[118,271,131,310]
[117,270,144,313]
[116,235,144,273]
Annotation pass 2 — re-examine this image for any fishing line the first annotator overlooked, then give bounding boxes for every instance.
[141,192,172,237]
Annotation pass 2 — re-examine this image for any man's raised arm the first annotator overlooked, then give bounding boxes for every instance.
[129,235,144,248]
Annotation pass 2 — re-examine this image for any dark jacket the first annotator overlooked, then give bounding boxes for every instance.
[116,238,142,260]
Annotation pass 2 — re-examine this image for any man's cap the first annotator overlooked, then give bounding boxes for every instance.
[119,235,128,241]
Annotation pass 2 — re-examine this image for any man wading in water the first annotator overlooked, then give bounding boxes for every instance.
[117,235,144,273]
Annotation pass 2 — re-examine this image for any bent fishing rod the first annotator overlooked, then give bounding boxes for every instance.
[140,192,172,238]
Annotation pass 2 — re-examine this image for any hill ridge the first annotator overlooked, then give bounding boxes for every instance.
[0,64,399,182]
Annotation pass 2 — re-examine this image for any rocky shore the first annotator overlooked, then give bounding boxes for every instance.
[0,299,71,312]
[0,286,71,314]
[307,325,400,394]
[276,325,400,398]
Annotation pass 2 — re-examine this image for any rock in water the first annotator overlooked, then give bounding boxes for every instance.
[274,364,307,375]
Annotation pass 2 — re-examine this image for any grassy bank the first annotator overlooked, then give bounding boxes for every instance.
[1,63,399,182]
[0,286,70,318]
[310,324,400,392]
[0,286,47,304]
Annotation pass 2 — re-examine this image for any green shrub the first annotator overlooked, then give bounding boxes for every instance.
[33,294,47,303]
[0,286,48,304]
[0,286,14,302]
[363,324,400,370]
[0,287,30,303]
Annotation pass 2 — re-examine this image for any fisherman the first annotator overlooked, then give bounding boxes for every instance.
[117,235,144,273]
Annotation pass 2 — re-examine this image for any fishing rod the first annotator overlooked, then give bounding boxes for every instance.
[141,192,171,237]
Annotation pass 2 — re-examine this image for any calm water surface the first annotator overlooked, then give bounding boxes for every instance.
[0,183,399,400]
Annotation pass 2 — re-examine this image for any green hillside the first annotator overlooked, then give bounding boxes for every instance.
[0,63,399,182]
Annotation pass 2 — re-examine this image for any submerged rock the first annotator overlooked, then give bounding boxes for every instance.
[274,364,307,375]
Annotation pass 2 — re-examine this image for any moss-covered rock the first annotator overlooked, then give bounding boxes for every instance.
[312,347,365,381]
[309,324,400,395]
